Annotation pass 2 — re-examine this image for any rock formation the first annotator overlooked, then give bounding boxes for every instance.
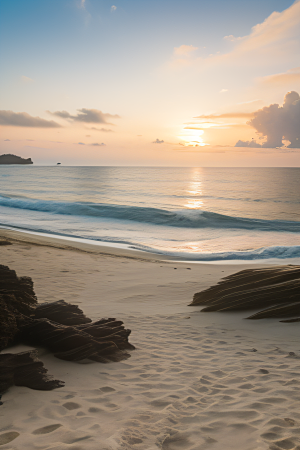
[0,154,33,164]
[190,265,300,321]
[0,351,64,404]
[0,265,134,401]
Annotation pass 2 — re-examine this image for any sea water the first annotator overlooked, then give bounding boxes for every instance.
[0,166,299,261]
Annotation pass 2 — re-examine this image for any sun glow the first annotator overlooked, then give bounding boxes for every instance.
[178,129,207,146]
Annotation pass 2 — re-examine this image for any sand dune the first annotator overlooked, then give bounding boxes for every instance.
[1,232,300,449]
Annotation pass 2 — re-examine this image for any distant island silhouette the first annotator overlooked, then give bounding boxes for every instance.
[0,154,33,165]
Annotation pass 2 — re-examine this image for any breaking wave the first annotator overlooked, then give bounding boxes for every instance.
[0,195,300,232]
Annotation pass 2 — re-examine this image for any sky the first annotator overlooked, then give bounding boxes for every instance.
[0,0,300,166]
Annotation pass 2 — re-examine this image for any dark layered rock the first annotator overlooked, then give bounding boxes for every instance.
[34,300,92,325]
[190,265,300,321]
[20,316,133,363]
[0,265,134,399]
[0,351,64,403]
[280,317,300,323]
[0,265,37,351]
[247,301,300,320]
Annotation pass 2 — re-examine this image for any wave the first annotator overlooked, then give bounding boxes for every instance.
[131,244,300,261]
[0,195,300,232]
[0,221,299,261]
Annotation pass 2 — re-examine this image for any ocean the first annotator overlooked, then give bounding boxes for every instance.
[0,166,299,261]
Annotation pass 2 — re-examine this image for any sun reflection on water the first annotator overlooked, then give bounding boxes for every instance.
[184,168,204,209]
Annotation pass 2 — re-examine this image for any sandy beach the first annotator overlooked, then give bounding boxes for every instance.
[1,230,300,450]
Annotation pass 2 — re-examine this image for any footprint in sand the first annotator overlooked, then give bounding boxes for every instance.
[64,394,75,399]
[100,386,115,393]
[32,424,62,435]
[258,369,269,374]
[267,418,296,428]
[0,431,20,445]
[62,402,81,410]
[88,407,102,413]
[273,438,296,449]
[161,432,192,450]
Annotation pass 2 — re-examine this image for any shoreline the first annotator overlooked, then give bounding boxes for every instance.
[1,226,300,266]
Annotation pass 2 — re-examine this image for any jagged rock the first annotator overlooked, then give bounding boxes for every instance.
[34,300,92,325]
[20,316,133,363]
[0,265,37,351]
[190,265,300,321]
[0,265,134,399]
[247,301,300,320]
[0,351,64,401]
[280,317,300,323]
[191,265,300,307]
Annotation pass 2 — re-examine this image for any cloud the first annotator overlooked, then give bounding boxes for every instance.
[258,67,300,86]
[236,99,262,106]
[49,108,120,124]
[75,141,105,146]
[21,75,34,83]
[173,45,198,57]
[4,139,10,141]
[77,0,91,26]
[219,89,228,93]
[0,111,61,128]
[236,91,300,148]
[195,112,254,119]
[89,127,113,132]
[222,2,300,65]
[223,35,245,42]
[169,1,300,69]
[152,138,164,144]
[111,5,117,12]
[235,139,262,148]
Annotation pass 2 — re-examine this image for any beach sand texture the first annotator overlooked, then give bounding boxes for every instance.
[1,234,300,450]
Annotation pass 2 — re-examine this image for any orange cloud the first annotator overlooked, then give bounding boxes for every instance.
[258,67,300,85]
[167,1,300,70]
[194,112,254,119]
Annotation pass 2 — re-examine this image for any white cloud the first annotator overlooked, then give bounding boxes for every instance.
[173,45,198,57]
[223,35,245,42]
[220,89,228,93]
[111,5,117,12]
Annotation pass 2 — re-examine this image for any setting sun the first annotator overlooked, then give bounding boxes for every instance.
[178,129,207,146]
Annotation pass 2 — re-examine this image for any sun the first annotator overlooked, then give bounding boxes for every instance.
[178,129,207,146]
